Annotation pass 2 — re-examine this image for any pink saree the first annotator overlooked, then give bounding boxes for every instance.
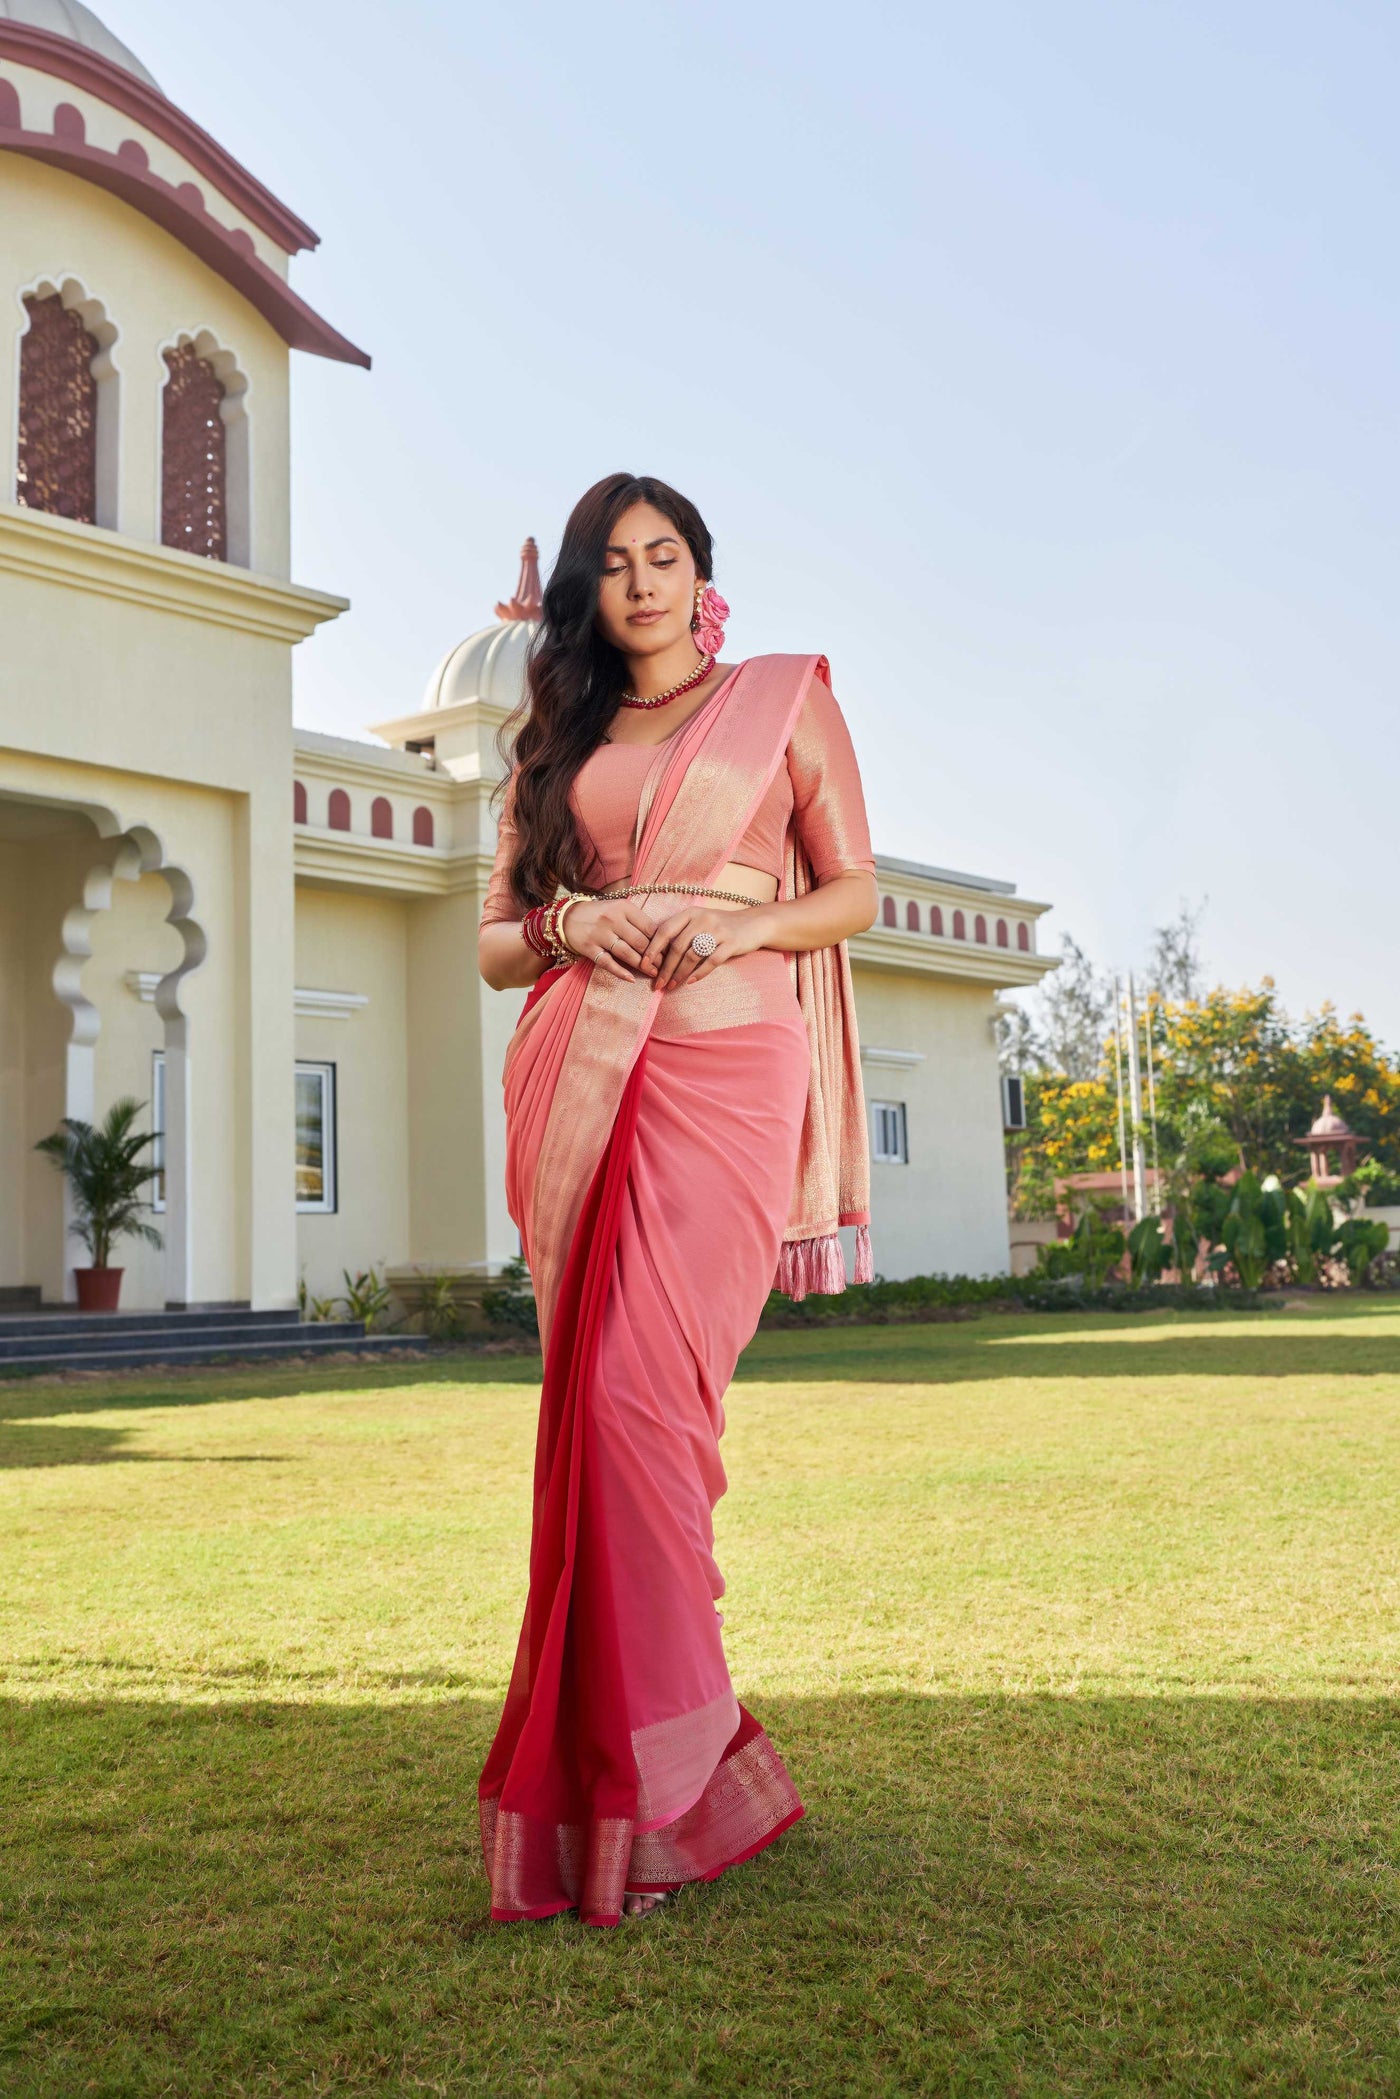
[478,655,874,1926]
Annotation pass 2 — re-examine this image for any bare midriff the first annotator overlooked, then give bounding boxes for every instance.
[712,861,779,906]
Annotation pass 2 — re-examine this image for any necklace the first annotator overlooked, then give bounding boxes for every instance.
[619,652,715,708]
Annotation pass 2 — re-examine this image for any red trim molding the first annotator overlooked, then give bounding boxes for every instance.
[0,101,369,367]
[0,20,317,253]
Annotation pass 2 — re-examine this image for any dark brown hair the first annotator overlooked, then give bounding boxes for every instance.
[494,473,714,910]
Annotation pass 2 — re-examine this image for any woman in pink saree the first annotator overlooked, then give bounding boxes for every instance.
[477,473,878,1926]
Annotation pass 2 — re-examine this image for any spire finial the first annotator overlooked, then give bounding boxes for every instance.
[495,536,543,622]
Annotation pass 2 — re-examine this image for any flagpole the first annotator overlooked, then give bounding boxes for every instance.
[1125,972,1148,1222]
[1112,976,1130,1224]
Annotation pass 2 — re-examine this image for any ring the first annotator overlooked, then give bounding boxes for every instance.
[690,931,717,958]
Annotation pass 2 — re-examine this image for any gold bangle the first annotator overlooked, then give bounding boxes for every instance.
[553,891,591,956]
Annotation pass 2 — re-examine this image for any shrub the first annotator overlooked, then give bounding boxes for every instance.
[480,1256,540,1338]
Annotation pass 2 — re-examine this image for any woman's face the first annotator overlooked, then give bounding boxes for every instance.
[594,501,700,658]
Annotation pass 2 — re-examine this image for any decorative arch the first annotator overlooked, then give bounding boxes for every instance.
[328,789,351,832]
[15,274,120,527]
[929,905,944,937]
[47,806,207,1304]
[952,910,966,940]
[996,918,1008,947]
[974,914,987,944]
[880,894,896,927]
[157,326,250,565]
[1017,922,1030,952]
[412,806,435,848]
[293,780,308,824]
[371,796,393,840]
[905,900,920,932]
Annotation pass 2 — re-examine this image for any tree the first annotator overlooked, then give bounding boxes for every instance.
[1034,936,1114,1082]
[1147,898,1206,1003]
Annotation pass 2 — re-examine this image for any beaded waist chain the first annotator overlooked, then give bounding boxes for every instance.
[599,880,761,907]
[522,880,763,969]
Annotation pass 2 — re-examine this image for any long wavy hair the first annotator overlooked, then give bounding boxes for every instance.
[494,473,715,911]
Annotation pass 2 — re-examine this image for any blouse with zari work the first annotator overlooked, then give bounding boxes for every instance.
[479,669,875,926]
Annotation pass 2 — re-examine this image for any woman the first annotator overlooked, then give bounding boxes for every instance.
[476,472,879,1927]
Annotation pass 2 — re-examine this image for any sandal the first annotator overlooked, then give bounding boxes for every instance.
[622,1890,670,1919]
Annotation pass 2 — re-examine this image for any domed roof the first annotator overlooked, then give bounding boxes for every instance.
[0,0,162,90]
[421,619,534,714]
[1308,1095,1355,1139]
[421,538,542,714]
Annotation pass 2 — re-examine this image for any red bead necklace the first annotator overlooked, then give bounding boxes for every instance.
[618,652,715,709]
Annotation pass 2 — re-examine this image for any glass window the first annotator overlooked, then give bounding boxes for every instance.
[296,1062,338,1213]
[871,1100,908,1165]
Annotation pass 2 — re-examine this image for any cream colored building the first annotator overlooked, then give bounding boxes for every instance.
[0,3,1055,1323]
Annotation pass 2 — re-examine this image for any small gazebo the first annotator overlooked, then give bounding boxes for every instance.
[1294,1096,1365,1188]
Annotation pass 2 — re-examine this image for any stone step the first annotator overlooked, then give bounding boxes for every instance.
[0,1316,371,1362]
[0,1306,302,1342]
[0,1329,427,1379]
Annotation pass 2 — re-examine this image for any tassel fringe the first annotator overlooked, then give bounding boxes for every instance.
[854,1223,874,1285]
[775,1232,848,1302]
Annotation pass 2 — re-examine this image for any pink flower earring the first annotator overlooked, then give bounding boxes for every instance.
[692,580,729,656]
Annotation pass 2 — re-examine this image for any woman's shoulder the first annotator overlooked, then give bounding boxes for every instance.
[736,651,835,700]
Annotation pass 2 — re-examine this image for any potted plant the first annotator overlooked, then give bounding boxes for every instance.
[35,1097,162,1311]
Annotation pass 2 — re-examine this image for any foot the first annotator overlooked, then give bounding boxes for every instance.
[622,1890,669,1919]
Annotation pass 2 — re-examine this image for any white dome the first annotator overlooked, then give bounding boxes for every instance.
[0,0,162,90]
[420,618,534,714]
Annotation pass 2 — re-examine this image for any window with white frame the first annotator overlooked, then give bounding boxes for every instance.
[871,1099,908,1165]
[296,1062,338,1213]
[149,1048,166,1212]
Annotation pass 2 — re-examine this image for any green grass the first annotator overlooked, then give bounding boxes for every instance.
[3,1300,1399,2094]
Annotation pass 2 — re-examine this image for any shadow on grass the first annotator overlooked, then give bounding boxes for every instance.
[3,1311,1399,1458]
[3,1689,1399,2093]
[735,1313,1400,1386]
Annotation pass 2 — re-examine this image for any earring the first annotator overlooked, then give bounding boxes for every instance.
[692,580,730,656]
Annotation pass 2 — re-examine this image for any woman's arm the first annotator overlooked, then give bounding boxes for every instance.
[637,873,877,991]
[640,666,879,989]
[479,893,659,992]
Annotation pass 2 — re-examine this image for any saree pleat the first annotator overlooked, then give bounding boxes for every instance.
[480,976,810,1924]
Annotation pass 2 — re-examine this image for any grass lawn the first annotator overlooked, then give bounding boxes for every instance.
[2,1300,1399,2094]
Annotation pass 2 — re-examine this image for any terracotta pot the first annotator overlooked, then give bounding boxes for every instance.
[75,1266,123,1312]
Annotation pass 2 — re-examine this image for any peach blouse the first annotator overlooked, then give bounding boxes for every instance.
[480,667,875,925]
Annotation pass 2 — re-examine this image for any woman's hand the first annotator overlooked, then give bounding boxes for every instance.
[639,904,770,991]
[560,896,657,982]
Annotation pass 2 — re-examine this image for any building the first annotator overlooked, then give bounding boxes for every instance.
[0,3,1055,1318]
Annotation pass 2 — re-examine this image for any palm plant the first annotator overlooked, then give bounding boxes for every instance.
[34,1098,162,1269]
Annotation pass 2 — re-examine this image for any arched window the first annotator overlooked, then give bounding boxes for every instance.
[905,900,920,932]
[17,292,97,522]
[1017,922,1030,952]
[412,806,435,847]
[881,895,896,927]
[371,797,393,839]
[328,789,351,832]
[952,910,966,940]
[996,918,1008,947]
[929,905,944,937]
[162,342,227,560]
[975,914,987,944]
[293,781,308,824]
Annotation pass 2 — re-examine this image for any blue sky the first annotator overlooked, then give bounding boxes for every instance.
[108,0,1400,1040]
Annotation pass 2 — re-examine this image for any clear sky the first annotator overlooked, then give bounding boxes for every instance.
[106,0,1400,1039]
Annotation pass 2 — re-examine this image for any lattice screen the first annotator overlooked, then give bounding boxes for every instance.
[16,293,98,523]
[161,342,228,561]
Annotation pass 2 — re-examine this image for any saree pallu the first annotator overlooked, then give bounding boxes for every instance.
[480,657,868,1925]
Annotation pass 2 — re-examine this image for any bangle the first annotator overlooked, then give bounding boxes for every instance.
[523,890,595,967]
[554,893,588,956]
